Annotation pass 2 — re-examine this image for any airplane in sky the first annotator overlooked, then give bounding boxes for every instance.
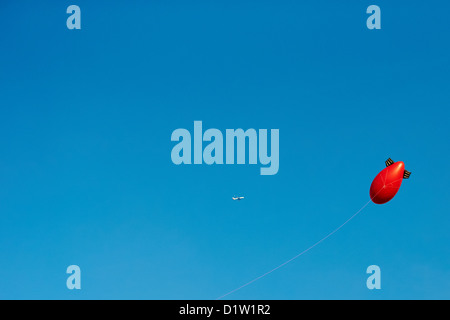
[232,196,244,201]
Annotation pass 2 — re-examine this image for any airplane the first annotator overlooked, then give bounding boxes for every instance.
[232,196,244,201]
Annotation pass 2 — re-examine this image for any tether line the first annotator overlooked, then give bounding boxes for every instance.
[216,197,376,300]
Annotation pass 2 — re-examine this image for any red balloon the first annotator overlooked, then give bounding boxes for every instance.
[370,159,410,204]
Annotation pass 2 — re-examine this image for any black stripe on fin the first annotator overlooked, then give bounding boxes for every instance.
[403,170,411,179]
[385,158,394,167]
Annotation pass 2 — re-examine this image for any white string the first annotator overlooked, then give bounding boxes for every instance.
[216,198,375,300]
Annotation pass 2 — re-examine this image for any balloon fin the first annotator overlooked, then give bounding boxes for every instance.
[403,170,411,179]
[385,158,394,167]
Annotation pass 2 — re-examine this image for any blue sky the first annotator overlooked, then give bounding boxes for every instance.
[0,0,449,299]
